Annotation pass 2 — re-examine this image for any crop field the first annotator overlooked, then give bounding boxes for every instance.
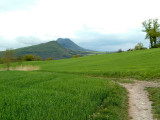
[1,48,160,120]
[0,71,127,120]
[26,48,160,80]
[147,87,160,119]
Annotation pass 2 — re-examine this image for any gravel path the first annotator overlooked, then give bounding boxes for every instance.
[121,81,160,120]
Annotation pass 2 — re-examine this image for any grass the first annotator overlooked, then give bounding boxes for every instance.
[17,48,160,80]
[1,48,160,119]
[147,87,160,120]
[0,71,128,120]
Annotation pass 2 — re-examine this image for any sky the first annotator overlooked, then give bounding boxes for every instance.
[0,0,160,51]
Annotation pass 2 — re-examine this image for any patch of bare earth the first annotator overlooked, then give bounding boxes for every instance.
[120,81,160,120]
[0,65,40,71]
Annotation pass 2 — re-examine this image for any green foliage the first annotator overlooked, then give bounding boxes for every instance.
[2,49,15,70]
[142,19,160,48]
[0,57,3,64]
[0,71,127,120]
[23,54,34,61]
[23,55,42,61]
[33,55,43,61]
[117,49,123,53]
[15,41,80,60]
[72,54,79,58]
[147,87,160,119]
[45,57,53,61]
[127,48,134,51]
[134,42,146,50]
[17,55,23,65]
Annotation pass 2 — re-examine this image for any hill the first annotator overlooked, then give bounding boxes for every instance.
[1,47,160,120]
[15,41,78,60]
[56,38,91,51]
[32,48,160,80]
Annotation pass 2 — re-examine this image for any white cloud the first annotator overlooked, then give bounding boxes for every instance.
[0,0,159,51]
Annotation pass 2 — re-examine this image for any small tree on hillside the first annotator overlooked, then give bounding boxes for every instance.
[134,43,146,50]
[142,19,160,48]
[3,49,15,71]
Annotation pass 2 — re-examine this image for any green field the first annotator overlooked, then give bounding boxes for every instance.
[0,71,128,120]
[23,48,160,80]
[147,87,160,119]
[1,48,160,119]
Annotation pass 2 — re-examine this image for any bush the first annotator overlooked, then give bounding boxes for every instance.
[117,49,123,53]
[134,43,146,50]
[23,55,43,61]
[46,57,53,61]
[23,55,34,61]
[127,49,134,51]
[34,55,43,61]
[72,55,79,58]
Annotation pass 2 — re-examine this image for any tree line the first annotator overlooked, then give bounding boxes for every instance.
[0,49,53,70]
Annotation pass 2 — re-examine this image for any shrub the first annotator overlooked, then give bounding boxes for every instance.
[127,49,134,51]
[23,55,43,61]
[117,49,123,53]
[46,57,53,61]
[33,55,43,61]
[23,55,34,61]
[72,55,79,58]
[134,43,146,50]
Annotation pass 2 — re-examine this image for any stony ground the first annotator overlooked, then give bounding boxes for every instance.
[121,80,160,120]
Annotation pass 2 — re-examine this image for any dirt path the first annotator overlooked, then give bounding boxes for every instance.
[120,81,160,120]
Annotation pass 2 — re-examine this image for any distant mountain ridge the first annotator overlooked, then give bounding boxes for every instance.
[0,38,93,60]
[15,41,79,60]
[57,38,90,51]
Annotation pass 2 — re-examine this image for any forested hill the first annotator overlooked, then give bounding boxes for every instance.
[56,38,91,51]
[15,41,78,60]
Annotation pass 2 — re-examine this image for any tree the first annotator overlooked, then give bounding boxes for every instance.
[142,19,160,48]
[134,43,146,50]
[17,55,23,65]
[3,49,15,71]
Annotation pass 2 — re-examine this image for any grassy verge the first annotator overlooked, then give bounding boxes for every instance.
[0,71,128,120]
[147,87,160,120]
[89,82,128,120]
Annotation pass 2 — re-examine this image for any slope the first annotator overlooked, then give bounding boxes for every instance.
[15,41,78,60]
[30,48,160,80]
[56,38,91,51]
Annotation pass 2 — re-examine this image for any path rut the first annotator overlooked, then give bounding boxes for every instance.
[120,81,160,120]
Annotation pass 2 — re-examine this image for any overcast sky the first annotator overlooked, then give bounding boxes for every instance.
[0,0,160,51]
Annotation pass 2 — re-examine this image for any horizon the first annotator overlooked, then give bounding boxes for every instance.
[0,0,159,51]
